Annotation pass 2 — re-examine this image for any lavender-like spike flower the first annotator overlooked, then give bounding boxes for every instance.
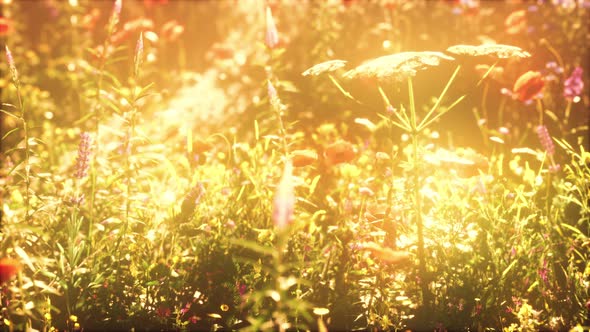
[267,80,281,110]
[113,0,122,17]
[75,132,93,179]
[536,125,555,157]
[273,161,295,230]
[267,80,277,100]
[5,45,18,84]
[265,6,279,49]
[134,32,144,78]
[563,66,584,100]
[108,0,122,34]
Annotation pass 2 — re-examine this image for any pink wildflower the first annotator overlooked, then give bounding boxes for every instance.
[272,161,295,229]
[265,7,279,49]
[5,45,18,83]
[536,125,554,156]
[563,67,584,100]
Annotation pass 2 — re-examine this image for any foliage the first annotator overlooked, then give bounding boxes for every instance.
[0,1,589,331]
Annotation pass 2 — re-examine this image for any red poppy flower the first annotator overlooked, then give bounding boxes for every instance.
[0,258,20,283]
[192,139,213,154]
[324,141,356,165]
[0,17,13,36]
[290,149,318,167]
[513,71,544,102]
[208,44,235,61]
[505,10,527,35]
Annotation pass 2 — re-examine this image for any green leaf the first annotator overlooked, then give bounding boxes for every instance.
[14,246,35,272]
[230,238,274,256]
[501,259,517,279]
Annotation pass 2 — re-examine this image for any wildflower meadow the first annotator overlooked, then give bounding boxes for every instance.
[0,0,589,331]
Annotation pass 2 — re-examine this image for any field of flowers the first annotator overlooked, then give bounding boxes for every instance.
[0,0,589,331]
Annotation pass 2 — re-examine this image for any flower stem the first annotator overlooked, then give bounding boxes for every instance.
[407,77,430,309]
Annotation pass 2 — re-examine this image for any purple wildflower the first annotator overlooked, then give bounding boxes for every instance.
[5,45,18,83]
[134,32,144,77]
[385,104,397,114]
[538,260,549,285]
[536,125,555,156]
[563,66,584,100]
[265,7,279,49]
[113,0,122,17]
[272,161,295,230]
[75,132,93,179]
[267,80,278,101]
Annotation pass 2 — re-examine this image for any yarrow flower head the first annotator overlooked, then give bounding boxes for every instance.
[75,132,93,179]
[344,51,454,81]
[563,66,584,101]
[265,6,279,49]
[272,161,295,230]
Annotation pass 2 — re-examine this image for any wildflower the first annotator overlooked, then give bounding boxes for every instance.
[192,139,213,154]
[108,0,122,34]
[538,260,549,285]
[536,125,555,156]
[5,45,18,84]
[359,186,375,197]
[265,6,279,49]
[267,80,283,111]
[505,10,527,34]
[324,141,356,165]
[385,104,397,115]
[75,132,93,179]
[272,161,295,230]
[290,149,318,167]
[563,66,584,100]
[80,8,101,30]
[0,17,13,36]
[513,71,544,102]
[344,51,454,81]
[446,44,530,59]
[312,307,329,316]
[156,305,171,317]
[134,32,144,78]
[113,0,122,17]
[0,258,20,283]
[302,60,347,76]
[160,20,184,42]
[208,44,235,61]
